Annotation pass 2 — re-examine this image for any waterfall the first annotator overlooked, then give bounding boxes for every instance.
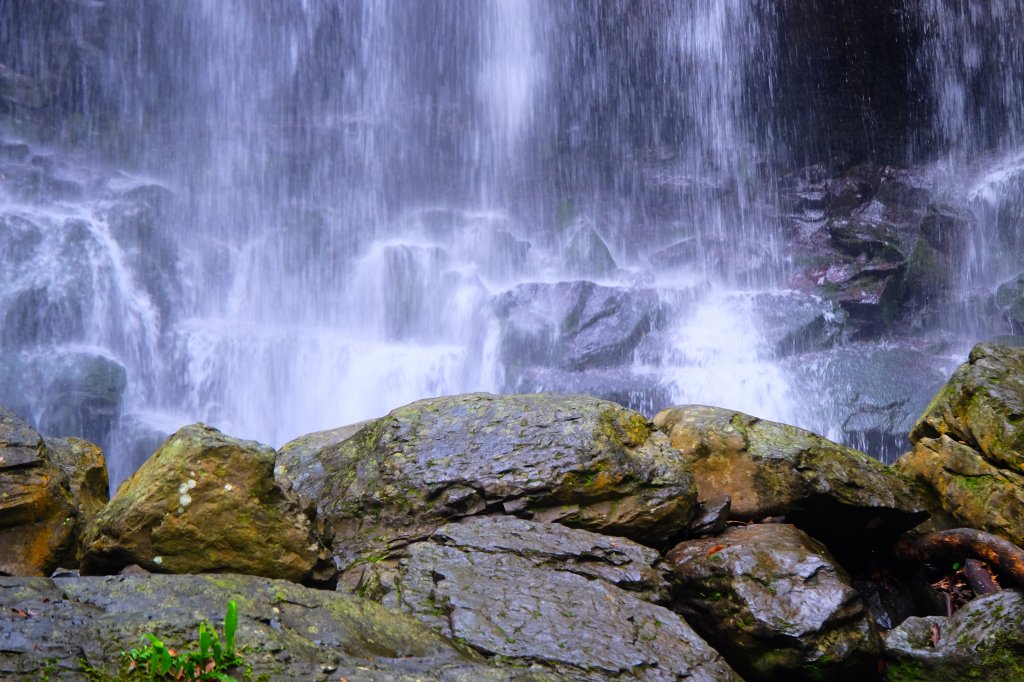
[915,0,1024,338]
[3,1,1023,485]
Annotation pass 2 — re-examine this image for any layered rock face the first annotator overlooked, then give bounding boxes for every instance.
[653,403,926,548]
[897,344,1024,543]
[0,408,107,576]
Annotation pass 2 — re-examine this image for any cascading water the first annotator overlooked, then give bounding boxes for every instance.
[916,0,1024,337]
[2,1,1023,486]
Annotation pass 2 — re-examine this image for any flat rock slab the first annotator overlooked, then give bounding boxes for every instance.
[885,589,1024,681]
[911,343,1024,474]
[277,393,697,576]
[0,573,553,681]
[653,404,926,548]
[667,523,881,681]
[376,516,740,681]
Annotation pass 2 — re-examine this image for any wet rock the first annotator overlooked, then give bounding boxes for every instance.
[824,170,878,218]
[561,221,617,277]
[902,236,949,311]
[996,273,1024,334]
[510,366,672,418]
[687,496,731,537]
[648,237,700,268]
[753,291,846,357]
[0,214,123,351]
[828,218,903,261]
[803,254,906,337]
[885,589,1024,681]
[667,523,881,681]
[373,516,739,681]
[275,420,374,511]
[0,408,77,576]
[0,573,548,681]
[81,423,326,582]
[910,343,1024,475]
[104,181,180,319]
[493,281,664,376]
[276,393,697,577]
[35,351,127,446]
[0,350,127,448]
[919,203,974,256]
[896,435,1024,545]
[44,436,109,560]
[652,405,927,550]
[783,344,954,462]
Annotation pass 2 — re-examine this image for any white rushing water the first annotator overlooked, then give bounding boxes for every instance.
[1,1,1023,484]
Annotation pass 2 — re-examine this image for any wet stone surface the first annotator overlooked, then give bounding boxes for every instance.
[667,523,881,682]
[277,393,697,577]
[0,573,555,681]
[369,516,740,682]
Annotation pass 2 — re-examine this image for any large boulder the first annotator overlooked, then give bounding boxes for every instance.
[911,343,1024,474]
[885,589,1024,681]
[368,516,740,681]
[81,423,326,582]
[0,408,77,575]
[652,405,927,550]
[276,393,698,578]
[667,523,881,681]
[0,573,551,681]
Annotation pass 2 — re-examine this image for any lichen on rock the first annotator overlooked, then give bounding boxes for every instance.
[80,423,326,582]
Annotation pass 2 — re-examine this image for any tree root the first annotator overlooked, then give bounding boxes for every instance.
[895,528,1024,590]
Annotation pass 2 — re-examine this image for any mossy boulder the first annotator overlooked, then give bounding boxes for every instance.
[276,393,697,578]
[652,405,927,549]
[885,589,1024,681]
[896,435,1024,544]
[81,423,326,582]
[0,573,554,681]
[911,343,1024,475]
[0,408,77,575]
[666,523,881,681]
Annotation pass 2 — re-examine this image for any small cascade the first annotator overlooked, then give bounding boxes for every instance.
[0,154,163,454]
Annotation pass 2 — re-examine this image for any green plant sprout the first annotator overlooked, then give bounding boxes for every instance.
[124,600,242,681]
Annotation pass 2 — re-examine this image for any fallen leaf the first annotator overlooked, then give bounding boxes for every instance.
[706,544,726,558]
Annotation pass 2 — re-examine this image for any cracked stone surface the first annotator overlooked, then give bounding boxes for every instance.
[366,516,740,682]
[0,573,556,681]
